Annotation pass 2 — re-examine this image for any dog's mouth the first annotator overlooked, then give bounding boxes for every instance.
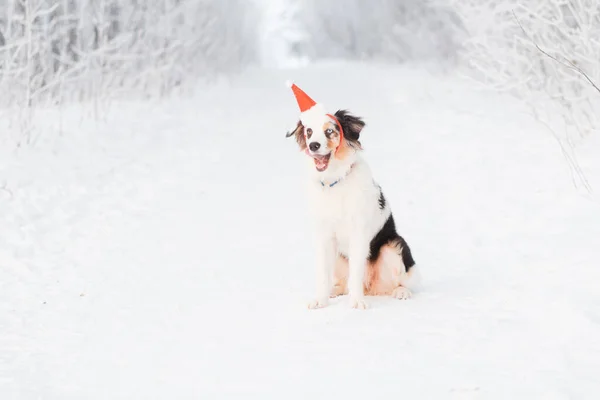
[311,153,331,172]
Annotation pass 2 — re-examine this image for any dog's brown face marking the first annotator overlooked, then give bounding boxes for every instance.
[323,121,341,152]
[323,122,339,139]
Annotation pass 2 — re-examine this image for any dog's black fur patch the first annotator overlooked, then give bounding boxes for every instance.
[378,188,386,210]
[368,214,415,271]
[396,234,415,272]
[334,109,365,147]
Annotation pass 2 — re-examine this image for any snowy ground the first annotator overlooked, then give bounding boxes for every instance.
[2,62,600,399]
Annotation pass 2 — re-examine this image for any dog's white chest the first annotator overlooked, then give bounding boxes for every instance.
[307,162,386,256]
[312,188,354,254]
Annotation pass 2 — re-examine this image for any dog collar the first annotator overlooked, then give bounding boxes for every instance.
[321,179,340,188]
[320,163,355,188]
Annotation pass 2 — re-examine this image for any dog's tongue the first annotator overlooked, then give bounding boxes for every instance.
[314,155,329,171]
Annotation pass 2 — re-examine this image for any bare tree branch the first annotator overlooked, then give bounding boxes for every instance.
[512,10,600,96]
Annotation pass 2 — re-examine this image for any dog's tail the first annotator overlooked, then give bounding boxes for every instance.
[397,235,415,271]
[384,236,422,292]
[395,236,421,291]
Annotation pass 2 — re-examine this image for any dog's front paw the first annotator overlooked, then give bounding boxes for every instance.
[307,298,329,309]
[349,296,368,310]
[391,286,412,300]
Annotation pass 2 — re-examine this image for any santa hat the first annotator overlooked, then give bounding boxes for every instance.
[286,80,345,149]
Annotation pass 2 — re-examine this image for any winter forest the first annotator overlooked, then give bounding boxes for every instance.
[1,0,599,141]
[3,1,600,398]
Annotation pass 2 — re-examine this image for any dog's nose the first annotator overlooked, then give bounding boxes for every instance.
[309,142,321,152]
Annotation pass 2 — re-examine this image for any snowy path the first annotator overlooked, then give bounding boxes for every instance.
[2,63,600,399]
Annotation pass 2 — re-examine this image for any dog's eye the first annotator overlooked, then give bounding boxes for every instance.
[325,128,333,134]
[307,128,313,134]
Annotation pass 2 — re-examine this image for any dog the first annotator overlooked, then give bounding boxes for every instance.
[285,82,417,309]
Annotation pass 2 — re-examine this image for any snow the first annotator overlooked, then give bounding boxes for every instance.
[2,62,600,399]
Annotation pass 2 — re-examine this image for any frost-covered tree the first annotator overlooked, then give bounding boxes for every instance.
[296,0,464,65]
[452,0,600,191]
[0,0,259,112]
[453,0,600,138]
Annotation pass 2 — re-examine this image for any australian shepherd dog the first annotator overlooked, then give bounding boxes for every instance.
[285,83,418,309]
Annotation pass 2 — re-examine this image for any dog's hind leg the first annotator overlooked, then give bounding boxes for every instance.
[373,241,418,300]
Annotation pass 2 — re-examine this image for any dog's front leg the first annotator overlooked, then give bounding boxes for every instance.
[348,234,369,309]
[307,234,335,309]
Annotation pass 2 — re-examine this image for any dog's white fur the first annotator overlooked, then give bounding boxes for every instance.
[297,112,417,310]
[306,155,386,309]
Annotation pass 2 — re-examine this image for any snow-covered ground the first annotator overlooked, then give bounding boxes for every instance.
[2,63,600,399]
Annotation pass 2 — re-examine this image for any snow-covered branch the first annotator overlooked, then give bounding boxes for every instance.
[453,0,600,144]
[0,0,258,115]
[451,0,600,192]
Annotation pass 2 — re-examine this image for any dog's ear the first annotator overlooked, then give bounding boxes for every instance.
[285,120,307,150]
[285,120,302,138]
[334,109,365,143]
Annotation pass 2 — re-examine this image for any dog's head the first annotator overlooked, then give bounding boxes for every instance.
[286,109,365,172]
